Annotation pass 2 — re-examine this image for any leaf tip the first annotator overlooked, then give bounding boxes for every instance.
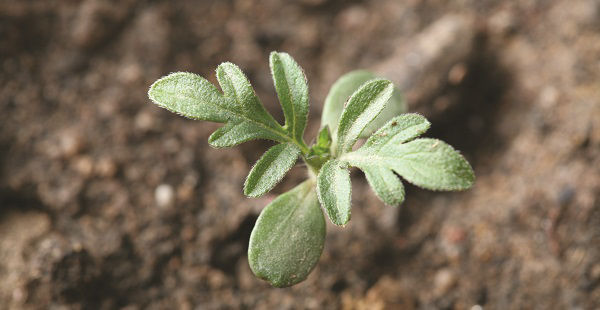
[243,184,262,198]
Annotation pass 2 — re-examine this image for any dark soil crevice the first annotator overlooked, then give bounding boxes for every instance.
[425,30,513,167]
[209,214,257,277]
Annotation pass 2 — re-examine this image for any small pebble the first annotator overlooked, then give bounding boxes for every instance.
[73,155,94,176]
[95,157,117,177]
[557,187,575,206]
[59,131,83,158]
[135,110,155,132]
[448,63,467,85]
[155,184,175,208]
[434,268,457,297]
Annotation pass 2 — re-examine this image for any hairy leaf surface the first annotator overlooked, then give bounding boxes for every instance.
[208,120,283,148]
[248,181,325,288]
[270,52,309,142]
[216,62,281,129]
[148,72,231,122]
[344,136,474,191]
[362,164,405,206]
[316,159,351,226]
[149,71,289,147]
[335,79,393,155]
[321,70,405,139]
[244,143,301,197]
[362,113,431,150]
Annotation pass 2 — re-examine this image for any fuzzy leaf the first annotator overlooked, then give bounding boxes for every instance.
[148,72,231,122]
[312,126,332,155]
[343,137,474,191]
[316,159,351,226]
[244,143,301,197]
[362,113,431,150]
[248,181,326,288]
[149,70,289,147]
[361,164,405,206]
[321,70,405,139]
[306,126,332,170]
[363,88,405,138]
[208,120,284,148]
[216,62,282,129]
[335,79,393,155]
[270,52,309,142]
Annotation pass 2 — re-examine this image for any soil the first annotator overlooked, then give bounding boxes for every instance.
[1,0,599,309]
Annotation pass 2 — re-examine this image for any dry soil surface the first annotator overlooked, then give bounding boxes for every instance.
[1,0,599,309]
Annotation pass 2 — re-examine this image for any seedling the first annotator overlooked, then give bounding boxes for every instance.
[148,52,474,287]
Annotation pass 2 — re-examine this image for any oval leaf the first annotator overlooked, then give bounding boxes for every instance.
[335,79,393,155]
[248,181,326,288]
[316,159,351,226]
[270,52,309,142]
[244,143,301,197]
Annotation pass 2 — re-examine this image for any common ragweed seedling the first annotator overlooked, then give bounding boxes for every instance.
[148,52,474,287]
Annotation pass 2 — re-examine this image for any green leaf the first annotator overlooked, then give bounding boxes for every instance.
[316,159,351,226]
[321,70,405,139]
[208,120,284,148]
[361,164,405,206]
[363,88,405,138]
[343,137,475,191]
[311,125,332,155]
[362,113,431,150]
[149,69,292,147]
[270,52,309,142]
[306,126,333,171]
[335,79,393,155]
[244,143,301,197]
[216,62,282,129]
[148,72,231,122]
[340,114,472,203]
[386,138,474,190]
[248,181,326,288]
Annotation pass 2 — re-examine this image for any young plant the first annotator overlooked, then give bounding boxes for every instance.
[148,52,474,287]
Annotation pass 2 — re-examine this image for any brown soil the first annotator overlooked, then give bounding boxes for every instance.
[1,0,599,309]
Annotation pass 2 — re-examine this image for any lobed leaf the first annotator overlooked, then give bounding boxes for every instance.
[244,143,301,197]
[148,72,231,122]
[248,181,326,288]
[316,159,351,226]
[344,137,474,191]
[149,68,290,148]
[335,79,393,155]
[383,138,474,190]
[321,70,406,139]
[270,52,310,142]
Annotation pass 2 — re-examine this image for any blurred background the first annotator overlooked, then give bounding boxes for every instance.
[1,0,599,309]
